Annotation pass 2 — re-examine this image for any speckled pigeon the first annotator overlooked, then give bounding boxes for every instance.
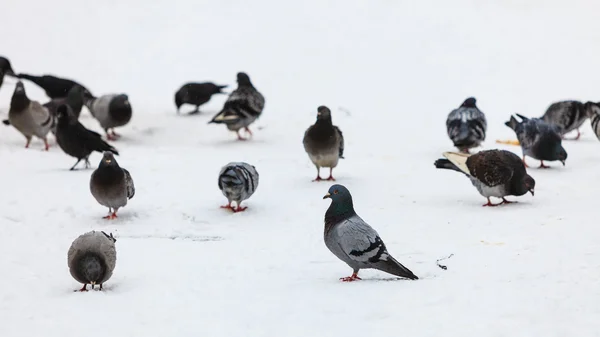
[90,152,135,219]
[68,230,117,291]
[218,162,259,212]
[586,101,600,141]
[303,106,345,181]
[446,97,487,153]
[541,100,588,140]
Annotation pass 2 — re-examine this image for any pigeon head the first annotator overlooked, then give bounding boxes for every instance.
[512,173,535,197]
[10,81,30,111]
[584,101,600,118]
[236,72,252,86]
[76,253,106,285]
[13,81,25,94]
[100,151,119,168]
[556,145,568,165]
[461,97,477,108]
[56,105,75,124]
[323,184,355,215]
[0,57,15,76]
[214,84,228,94]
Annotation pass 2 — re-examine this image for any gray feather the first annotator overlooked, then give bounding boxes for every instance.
[67,230,117,286]
[218,162,259,206]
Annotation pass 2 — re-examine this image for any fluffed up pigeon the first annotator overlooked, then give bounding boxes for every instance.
[505,113,567,168]
[218,162,259,212]
[586,101,600,141]
[17,73,90,100]
[84,93,132,140]
[434,150,535,206]
[209,72,265,140]
[541,100,589,140]
[44,85,88,135]
[303,106,345,181]
[0,56,16,91]
[446,97,487,153]
[322,184,418,282]
[90,152,135,219]
[68,230,117,291]
[175,82,228,114]
[55,104,119,170]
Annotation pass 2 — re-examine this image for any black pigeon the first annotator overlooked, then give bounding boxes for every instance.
[55,104,119,170]
[0,56,16,90]
[434,150,535,206]
[505,113,567,168]
[541,100,588,140]
[43,85,88,134]
[174,82,227,114]
[303,106,345,181]
[445,97,487,153]
[17,73,90,99]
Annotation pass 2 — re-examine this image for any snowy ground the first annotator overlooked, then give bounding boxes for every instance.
[1,0,600,336]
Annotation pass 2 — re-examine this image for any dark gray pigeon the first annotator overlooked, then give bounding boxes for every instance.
[90,152,135,219]
[586,101,600,141]
[0,56,16,91]
[218,162,259,212]
[68,230,117,291]
[323,184,418,282]
[505,113,567,168]
[17,73,90,100]
[541,100,588,140]
[44,85,88,135]
[84,93,132,140]
[303,106,345,181]
[446,97,487,153]
[434,150,535,206]
[175,82,228,114]
[208,72,265,140]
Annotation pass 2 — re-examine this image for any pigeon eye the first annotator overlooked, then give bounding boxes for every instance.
[333,190,339,194]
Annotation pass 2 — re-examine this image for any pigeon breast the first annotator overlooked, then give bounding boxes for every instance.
[67,231,117,285]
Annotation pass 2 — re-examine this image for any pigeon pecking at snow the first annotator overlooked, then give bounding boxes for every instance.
[84,93,133,141]
[322,184,418,282]
[90,152,135,219]
[446,97,487,153]
[208,72,265,140]
[540,100,589,140]
[218,162,259,212]
[303,106,345,181]
[434,149,535,206]
[17,73,90,100]
[505,113,567,168]
[68,230,117,291]
[174,82,228,114]
[0,56,16,91]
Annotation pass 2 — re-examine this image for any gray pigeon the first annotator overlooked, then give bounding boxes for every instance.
[218,162,259,212]
[541,100,588,140]
[44,85,88,135]
[84,93,132,140]
[4,81,53,150]
[303,106,345,181]
[446,97,487,153]
[67,230,117,291]
[586,101,600,141]
[208,72,265,140]
[90,152,135,219]
[505,113,567,168]
[323,184,418,282]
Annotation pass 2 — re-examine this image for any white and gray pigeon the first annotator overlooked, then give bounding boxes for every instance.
[446,97,487,153]
[208,72,265,140]
[218,162,259,212]
[322,184,418,282]
[84,93,132,140]
[67,230,117,291]
[505,113,567,168]
[541,100,589,140]
[3,81,53,150]
[90,152,135,219]
[586,101,600,141]
[303,106,345,181]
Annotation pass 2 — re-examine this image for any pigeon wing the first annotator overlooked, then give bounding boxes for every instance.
[466,151,514,187]
[122,168,135,199]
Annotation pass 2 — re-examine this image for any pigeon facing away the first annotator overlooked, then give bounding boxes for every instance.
[434,150,535,206]
[68,230,117,291]
[218,162,259,212]
[44,85,88,135]
[0,56,16,90]
[505,113,567,168]
[84,93,132,140]
[209,72,265,140]
[5,81,53,150]
[541,100,589,140]
[303,106,345,181]
[17,73,90,100]
[586,101,600,141]
[90,152,135,219]
[322,184,418,282]
[55,105,119,170]
[175,82,228,114]
[446,97,487,153]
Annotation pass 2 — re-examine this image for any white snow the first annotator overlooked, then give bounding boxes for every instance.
[1,0,600,336]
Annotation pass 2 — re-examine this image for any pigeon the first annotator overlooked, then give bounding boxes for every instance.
[175,82,228,114]
[209,72,265,140]
[434,150,535,206]
[541,100,588,140]
[322,184,418,282]
[4,81,53,150]
[0,56,16,90]
[44,85,88,134]
[505,113,567,168]
[445,97,487,153]
[585,101,600,141]
[68,230,117,291]
[90,152,135,219]
[218,162,259,212]
[17,73,90,100]
[84,93,132,140]
[303,106,345,181]
[55,104,119,170]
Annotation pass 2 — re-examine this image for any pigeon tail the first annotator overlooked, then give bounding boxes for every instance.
[376,256,419,280]
[209,110,241,125]
[434,158,461,172]
[505,115,519,131]
[452,124,471,147]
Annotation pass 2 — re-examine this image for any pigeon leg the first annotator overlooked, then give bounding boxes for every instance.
[77,284,88,292]
[99,284,103,291]
[220,202,235,211]
[69,159,82,171]
[236,130,247,141]
[43,138,49,151]
[24,137,31,149]
[102,208,117,219]
[340,271,361,282]
[575,129,581,140]
[84,157,91,169]
[244,127,253,137]
[233,205,248,212]
[522,155,529,168]
[110,129,121,139]
[501,198,516,204]
[538,161,550,169]
[326,168,336,181]
[482,198,501,207]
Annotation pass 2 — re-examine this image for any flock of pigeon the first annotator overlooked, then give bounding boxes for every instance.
[1,53,597,291]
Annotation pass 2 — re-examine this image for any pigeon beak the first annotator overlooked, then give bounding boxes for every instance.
[529,189,535,196]
[323,193,331,199]
[90,281,96,285]
[105,159,112,164]
[317,112,322,116]
[561,160,565,166]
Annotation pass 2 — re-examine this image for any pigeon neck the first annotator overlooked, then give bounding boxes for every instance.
[315,115,333,126]
[324,200,356,233]
[10,93,30,112]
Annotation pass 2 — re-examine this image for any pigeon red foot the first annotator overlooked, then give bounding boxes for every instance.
[539,161,550,169]
[340,272,361,282]
[103,212,118,220]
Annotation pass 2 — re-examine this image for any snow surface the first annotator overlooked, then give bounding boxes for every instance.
[2,0,600,336]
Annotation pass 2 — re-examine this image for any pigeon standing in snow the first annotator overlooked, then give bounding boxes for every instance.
[445,97,487,153]
[209,72,265,140]
[44,85,88,134]
[68,230,117,291]
[322,184,418,282]
[585,101,600,141]
[541,100,589,140]
[84,93,132,140]
[0,56,16,91]
[218,162,259,212]
[90,152,135,219]
[434,150,535,206]
[17,73,90,100]
[505,114,567,168]
[303,106,345,181]
[175,82,228,114]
